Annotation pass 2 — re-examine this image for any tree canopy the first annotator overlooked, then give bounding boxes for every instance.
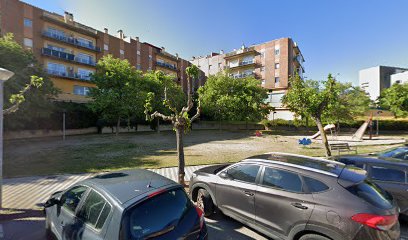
[378,82,408,118]
[1,33,58,128]
[198,72,271,122]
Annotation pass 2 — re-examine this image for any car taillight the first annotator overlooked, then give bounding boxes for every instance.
[148,189,165,198]
[195,206,204,230]
[351,213,398,231]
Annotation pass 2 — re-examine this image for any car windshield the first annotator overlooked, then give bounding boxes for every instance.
[121,188,194,239]
[378,147,406,158]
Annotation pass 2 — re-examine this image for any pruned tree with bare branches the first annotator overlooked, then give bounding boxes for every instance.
[144,65,200,185]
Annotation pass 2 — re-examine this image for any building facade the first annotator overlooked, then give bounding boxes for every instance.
[0,0,193,103]
[190,38,304,120]
[390,71,408,85]
[359,66,408,101]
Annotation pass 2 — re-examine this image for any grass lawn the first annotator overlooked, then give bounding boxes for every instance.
[4,130,406,178]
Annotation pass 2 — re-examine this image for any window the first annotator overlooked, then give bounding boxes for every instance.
[47,44,65,52]
[148,55,152,60]
[262,168,302,192]
[218,63,222,69]
[260,51,265,58]
[261,67,265,72]
[76,53,93,64]
[73,85,90,96]
[77,37,93,47]
[303,177,329,192]
[136,64,141,70]
[61,185,88,213]
[78,190,111,229]
[77,68,93,80]
[227,164,260,184]
[120,49,124,55]
[23,38,33,48]
[47,27,65,38]
[137,50,141,56]
[370,166,406,183]
[275,45,280,56]
[261,80,266,85]
[123,188,193,239]
[47,62,66,75]
[208,65,212,70]
[396,80,402,84]
[104,44,109,51]
[275,77,280,84]
[275,63,280,69]
[346,180,393,209]
[24,18,32,27]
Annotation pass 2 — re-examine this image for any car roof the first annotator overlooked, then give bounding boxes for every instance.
[335,155,408,167]
[243,152,345,177]
[81,169,179,205]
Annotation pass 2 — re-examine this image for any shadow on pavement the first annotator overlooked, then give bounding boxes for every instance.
[0,208,45,240]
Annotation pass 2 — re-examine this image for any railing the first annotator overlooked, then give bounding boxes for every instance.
[42,12,98,35]
[46,69,92,81]
[156,61,177,70]
[231,72,256,79]
[42,48,96,66]
[158,50,178,61]
[225,46,257,58]
[42,31,100,52]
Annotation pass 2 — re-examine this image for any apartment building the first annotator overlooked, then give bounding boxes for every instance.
[191,38,305,120]
[0,0,192,103]
[359,66,408,101]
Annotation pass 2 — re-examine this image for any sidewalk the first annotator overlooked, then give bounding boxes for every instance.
[2,165,208,210]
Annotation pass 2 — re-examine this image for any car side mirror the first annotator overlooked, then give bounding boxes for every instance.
[44,196,61,208]
[219,171,231,180]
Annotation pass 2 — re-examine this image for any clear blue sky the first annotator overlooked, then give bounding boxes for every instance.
[22,0,408,85]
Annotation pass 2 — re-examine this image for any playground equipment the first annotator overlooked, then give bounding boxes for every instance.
[310,124,336,139]
[352,114,373,140]
[298,138,312,146]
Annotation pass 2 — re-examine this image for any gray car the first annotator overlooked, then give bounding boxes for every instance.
[189,152,400,240]
[44,169,208,240]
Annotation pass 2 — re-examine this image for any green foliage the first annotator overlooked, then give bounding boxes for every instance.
[1,33,58,126]
[89,55,151,127]
[379,83,408,118]
[324,83,371,123]
[198,72,271,122]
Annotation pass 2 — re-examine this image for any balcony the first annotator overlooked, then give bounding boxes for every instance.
[156,61,177,71]
[157,50,178,61]
[42,48,96,67]
[231,72,259,79]
[227,60,260,70]
[42,31,100,52]
[46,69,92,81]
[224,46,259,59]
[42,11,98,37]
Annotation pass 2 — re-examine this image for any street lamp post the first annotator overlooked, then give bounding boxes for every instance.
[376,110,383,136]
[62,109,66,141]
[272,111,277,126]
[0,68,15,208]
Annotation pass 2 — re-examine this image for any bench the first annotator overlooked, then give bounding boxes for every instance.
[329,143,358,155]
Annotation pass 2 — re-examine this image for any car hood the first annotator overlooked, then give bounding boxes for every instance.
[195,164,230,175]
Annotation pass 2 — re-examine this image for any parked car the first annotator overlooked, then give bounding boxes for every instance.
[371,145,408,161]
[189,152,400,240]
[44,169,207,240]
[334,154,408,218]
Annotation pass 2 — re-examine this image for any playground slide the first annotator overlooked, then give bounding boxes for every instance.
[310,124,336,139]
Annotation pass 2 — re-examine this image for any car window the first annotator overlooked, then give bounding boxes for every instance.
[227,164,260,184]
[379,147,407,158]
[370,166,406,183]
[61,185,88,213]
[77,190,111,230]
[262,168,302,192]
[121,188,193,239]
[303,177,329,192]
[346,180,393,209]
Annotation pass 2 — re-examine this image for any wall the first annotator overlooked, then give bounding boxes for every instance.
[4,127,97,140]
[390,71,408,85]
[359,66,380,101]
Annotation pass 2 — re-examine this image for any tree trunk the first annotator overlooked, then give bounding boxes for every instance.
[116,117,120,136]
[176,125,185,185]
[157,118,160,134]
[315,117,331,157]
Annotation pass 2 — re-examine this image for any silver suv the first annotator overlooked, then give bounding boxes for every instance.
[189,152,400,240]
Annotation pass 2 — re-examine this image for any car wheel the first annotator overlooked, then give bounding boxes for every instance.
[299,233,330,240]
[197,189,214,217]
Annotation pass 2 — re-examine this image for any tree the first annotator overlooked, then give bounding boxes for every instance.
[89,55,148,135]
[282,74,340,157]
[144,66,200,185]
[198,72,271,123]
[324,83,371,127]
[1,33,57,121]
[378,83,408,118]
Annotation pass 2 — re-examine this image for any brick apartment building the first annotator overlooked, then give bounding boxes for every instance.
[191,38,305,120]
[0,0,193,103]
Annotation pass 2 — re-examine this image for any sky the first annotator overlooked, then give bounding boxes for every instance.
[22,0,408,85]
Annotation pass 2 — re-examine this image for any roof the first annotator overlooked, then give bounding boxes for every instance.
[334,155,408,167]
[244,152,345,177]
[82,169,178,205]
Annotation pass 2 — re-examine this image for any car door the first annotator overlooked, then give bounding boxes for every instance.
[54,185,89,240]
[368,164,408,214]
[255,167,314,238]
[216,164,260,223]
[75,189,113,240]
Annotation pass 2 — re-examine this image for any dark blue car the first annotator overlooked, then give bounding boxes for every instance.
[44,169,207,240]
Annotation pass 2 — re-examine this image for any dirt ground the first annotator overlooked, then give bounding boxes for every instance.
[4,130,406,178]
